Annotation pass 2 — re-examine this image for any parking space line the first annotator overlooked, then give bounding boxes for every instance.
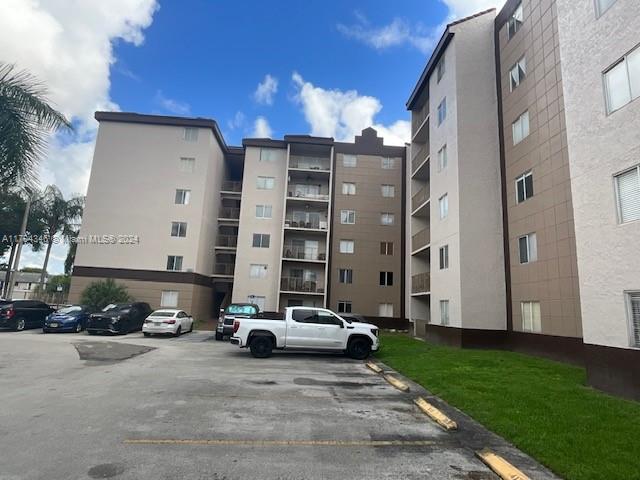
[124,439,436,447]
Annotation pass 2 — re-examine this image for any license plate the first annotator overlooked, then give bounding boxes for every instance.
[153,322,161,326]
[50,323,59,327]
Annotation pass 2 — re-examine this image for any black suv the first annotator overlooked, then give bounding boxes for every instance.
[86,302,152,335]
[0,300,55,331]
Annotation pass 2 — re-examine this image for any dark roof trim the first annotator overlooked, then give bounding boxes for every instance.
[242,138,287,148]
[73,266,214,287]
[283,135,334,145]
[94,111,242,153]
[406,8,496,110]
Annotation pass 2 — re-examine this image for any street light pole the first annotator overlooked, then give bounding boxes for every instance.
[6,194,31,300]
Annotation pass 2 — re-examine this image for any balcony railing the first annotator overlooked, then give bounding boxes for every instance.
[289,155,330,171]
[412,228,430,252]
[216,235,237,248]
[287,187,329,201]
[284,217,328,230]
[213,263,235,275]
[218,207,240,219]
[221,180,242,192]
[411,272,430,294]
[280,277,324,293]
[283,245,326,261]
[412,103,429,133]
[411,143,428,173]
[411,186,430,212]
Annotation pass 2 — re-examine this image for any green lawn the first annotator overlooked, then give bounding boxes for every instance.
[376,333,640,480]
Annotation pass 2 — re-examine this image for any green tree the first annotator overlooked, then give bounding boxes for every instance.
[80,279,131,311]
[0,63,71,190]
[32,274,70,303]
[64,240,77,275]
[31,185,83,291]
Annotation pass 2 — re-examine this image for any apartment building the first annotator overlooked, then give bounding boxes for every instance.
[405,9,507,342]
[556,0,640,398]
[69,113,406,326]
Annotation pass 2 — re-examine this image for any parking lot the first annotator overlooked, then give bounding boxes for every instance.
[0,330,558,480]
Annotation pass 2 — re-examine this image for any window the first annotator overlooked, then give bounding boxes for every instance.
[338,301,352,313]
[343,154,357,167]
[166,255,183,271]
[378,303,394,317]
[160,291,178,307]
[379,271,393,286]
[521,301,541,333]
[170,222,187,237]
[256,204,273,219]
[256,176,275,190]
[252,234,270,248]
[508,2,523,39]
[440,300,450,326]
[183,127,198,142]
[342,182,356,195]
[340,210,356,224]
[437,98,447,126]
[380,241,394,255]
[249,264,268,279]
[596,0,617,16]
[179,157,195,173]
[512,111,530,145]
[615,165,640,223]
[175,189,191,205]
[510,56,526,91]
[439,245,449,270]
[436,55,445,82]
[437,144,447,172]
[604,46,640,113]
[381,213,395,225]
[516,171,534,203]
[339,240,354,254]
[627,292,640,347]
[260,148,278,162]
[381,184,395,198]
[518,233,538,264]
[438,194,448,220]
[382,157,395,169]
[339,269,353,284]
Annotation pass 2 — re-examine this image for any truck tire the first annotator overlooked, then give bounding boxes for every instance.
[347,337,371,360]
[249,336,273,358]
[215,331,223,341]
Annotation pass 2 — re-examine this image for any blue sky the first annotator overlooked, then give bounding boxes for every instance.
[1,0,502,274]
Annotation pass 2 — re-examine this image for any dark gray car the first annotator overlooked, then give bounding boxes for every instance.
[215,303,259,340]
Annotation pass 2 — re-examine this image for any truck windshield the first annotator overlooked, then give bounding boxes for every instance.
[226,305,257,315]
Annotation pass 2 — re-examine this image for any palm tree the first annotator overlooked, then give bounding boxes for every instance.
[0,62,71,190]
[32,185,84,291]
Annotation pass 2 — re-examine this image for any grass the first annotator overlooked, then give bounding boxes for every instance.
[376,333,640,480]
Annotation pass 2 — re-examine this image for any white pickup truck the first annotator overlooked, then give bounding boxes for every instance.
[229,306,379,359]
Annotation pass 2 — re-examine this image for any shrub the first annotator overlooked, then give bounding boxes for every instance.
[80,278,131,311]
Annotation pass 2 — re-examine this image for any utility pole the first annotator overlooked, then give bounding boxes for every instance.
[6,194,31,300]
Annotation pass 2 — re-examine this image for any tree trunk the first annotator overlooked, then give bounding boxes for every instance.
[39,238,53,295]
[3,243,16,298]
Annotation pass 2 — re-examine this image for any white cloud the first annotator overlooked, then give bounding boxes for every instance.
[0,0,158,274]
[291,73,409,147]
[227,111,246,130]
[253,74,279,105]
[252,117,273,138]
[442,0,507,19]
[154,90,191,115]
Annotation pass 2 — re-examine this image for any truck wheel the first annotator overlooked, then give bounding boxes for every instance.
[250,336,273,358]
[347,337,371,360]
[215,331,223,341]
[14,318,26,331]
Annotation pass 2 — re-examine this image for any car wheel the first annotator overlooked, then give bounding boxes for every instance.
[215,331,223,341]
[75,323,83,333]
[249,336,273,358]
[188,321,194,333]
[347,337,371,360]
[143,332,151,337]
[173,326,182,337]
[14,318,26,332]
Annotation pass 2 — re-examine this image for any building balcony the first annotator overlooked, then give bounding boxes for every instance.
[412,102,429,134]
[221,180,242,193]
[280,277,325,294]
[287,188,330,202]
[218,207,240,220]
[411,185,430,215]
[213,263,235,276]
[216,234,237,248]
[289,155,330,172]
[282,244,327,262]
[412,228,430,253]
[411,144,429,178]
[411,272,430,295]
[284,216,328,231]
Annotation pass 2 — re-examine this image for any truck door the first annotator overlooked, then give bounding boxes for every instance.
[287,308,324,347]
[315,310,348,349]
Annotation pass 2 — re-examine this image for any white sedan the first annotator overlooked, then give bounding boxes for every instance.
[142,309,194,337]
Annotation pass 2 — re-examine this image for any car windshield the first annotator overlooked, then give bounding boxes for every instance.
[57,306,82,315]
[102,304,131,312]
[150,311,176,317]
[226,305,257,315]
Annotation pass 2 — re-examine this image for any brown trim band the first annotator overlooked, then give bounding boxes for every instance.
[72,266,214,288]
[584,343,640,401]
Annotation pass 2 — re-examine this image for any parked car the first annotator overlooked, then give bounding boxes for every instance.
[230,306,379,359]
[143,309,194,337]
[0,300,55,331]
[216,303,260,340]
[86,302,152,335]
[43,305,93,333]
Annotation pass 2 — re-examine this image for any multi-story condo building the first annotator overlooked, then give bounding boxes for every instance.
[405,9,507,342]
[556,0,640,399]
[69,113,406,326]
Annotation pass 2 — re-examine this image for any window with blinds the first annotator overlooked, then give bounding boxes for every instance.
[521,301,541,333]
[615,165,640,223]
[628,292,640,347]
